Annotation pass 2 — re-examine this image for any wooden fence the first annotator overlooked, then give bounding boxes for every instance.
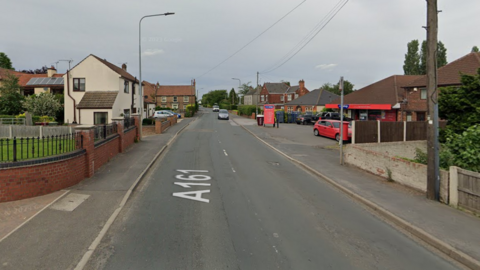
[457,168,480,215]
[353,121,446,144]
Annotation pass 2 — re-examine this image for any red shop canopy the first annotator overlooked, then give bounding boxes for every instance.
[325,104,392,110]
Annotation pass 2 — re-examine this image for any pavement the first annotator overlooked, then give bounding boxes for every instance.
[0,111,479,269]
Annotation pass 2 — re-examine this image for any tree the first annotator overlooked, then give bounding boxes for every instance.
[18,65,49,74]
[0,73,21,95]
[439,69,480,135]
[238,82,252,95]
[403,40,420,75]
[0,52,14,70]
[229,88,239,104]
[201,90,228,107]
[23,93,62,117]
[320,80,355,96]
[0,92,25,115]
[404,40,448,75]
[472,46,479,53]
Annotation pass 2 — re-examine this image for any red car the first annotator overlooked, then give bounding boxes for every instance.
[313,119,351,141]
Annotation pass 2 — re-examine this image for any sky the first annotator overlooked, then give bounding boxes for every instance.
[2,0,480,98]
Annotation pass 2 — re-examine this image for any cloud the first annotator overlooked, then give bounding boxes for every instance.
[315,64,338,70]
[142,49,164,57]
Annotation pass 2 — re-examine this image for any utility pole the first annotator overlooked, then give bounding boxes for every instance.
[339,76,344,165]
[256,71,259,115]
[426,0,440,200]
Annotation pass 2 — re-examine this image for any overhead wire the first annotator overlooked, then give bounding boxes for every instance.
[262,0,349,74]
[196,0,307,79]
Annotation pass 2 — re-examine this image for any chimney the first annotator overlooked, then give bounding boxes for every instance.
[122,63,127,71]
[47,66,57,78]
[299,79,305,90]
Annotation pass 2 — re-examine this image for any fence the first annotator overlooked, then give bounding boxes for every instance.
[94,123,118,140]
[0,125,72,138]
[353,121,447,144]
[0,133,83,162]
[450,167,480,215]
[0,118,25,125]
[124,117,135,130]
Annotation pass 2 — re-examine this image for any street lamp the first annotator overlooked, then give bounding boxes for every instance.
[139,12,175,139]
[232,78,241,105]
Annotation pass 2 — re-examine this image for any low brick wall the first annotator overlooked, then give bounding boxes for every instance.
[344,142,449,203]
[354,141,427,160]
[0,116,140,202]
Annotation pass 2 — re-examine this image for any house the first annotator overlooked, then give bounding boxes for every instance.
[143,81,159,118]
[326,75,422,121]
[259,80,309,109]
[285,89,339,113]
[243,86,260,105]
[155,80,196,111]
[401,52,480,121]
[63,54,141,125]
[0,67,64,96]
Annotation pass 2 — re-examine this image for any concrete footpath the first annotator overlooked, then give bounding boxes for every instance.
[0,117,195,270]
[232,115,480,270]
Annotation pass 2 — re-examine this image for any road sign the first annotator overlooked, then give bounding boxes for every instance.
[264,105,275,126]
[338,104,349,109]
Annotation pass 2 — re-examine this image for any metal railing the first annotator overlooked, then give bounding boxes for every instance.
[124,117,135,130]
[94,123,118,140]
[0,133,83,162]
[0,118,25,125]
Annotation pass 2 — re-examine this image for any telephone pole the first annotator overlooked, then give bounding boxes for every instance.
[426,0,440,200]
[256,71,259,115]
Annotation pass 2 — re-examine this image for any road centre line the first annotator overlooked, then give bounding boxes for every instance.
[223,150,228,156]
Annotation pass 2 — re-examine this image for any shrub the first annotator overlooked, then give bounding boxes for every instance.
[142,118,155,125]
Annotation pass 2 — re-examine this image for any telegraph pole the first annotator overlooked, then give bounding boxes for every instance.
[426,0,440,200]
[256,71,259,115]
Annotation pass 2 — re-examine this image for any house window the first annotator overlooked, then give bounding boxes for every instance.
[173,96,178,102]
[162,96,167,102]
[281,106,284,110]
[172,104,178,109]
[417,112,426,121]
[183,105,187,110]
[183,96,189,102]
[124,109,130,117]
[280,95,284,101]
[295,94,298,99]
[73,78,85,91]
[94,112,107,125]
[124,80,129,93]
[261,95,265,102]
[406,112,412,121]
[287,95,292,101]
[420,88,427,99]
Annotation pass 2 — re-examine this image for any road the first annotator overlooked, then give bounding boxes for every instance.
[86,109,460,270]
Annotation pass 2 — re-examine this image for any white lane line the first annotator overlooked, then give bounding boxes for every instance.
[223,150,228,156]
[232,168,236,173]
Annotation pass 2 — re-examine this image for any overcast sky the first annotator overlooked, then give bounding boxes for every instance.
[2,0,479,97]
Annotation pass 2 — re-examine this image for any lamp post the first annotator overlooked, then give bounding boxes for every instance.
[139,12,174,139]
[232,78,241,106]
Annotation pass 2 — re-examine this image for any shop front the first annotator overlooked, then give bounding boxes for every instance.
[325,104,397,122]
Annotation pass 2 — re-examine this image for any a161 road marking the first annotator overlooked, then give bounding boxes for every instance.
[172,170,211,203]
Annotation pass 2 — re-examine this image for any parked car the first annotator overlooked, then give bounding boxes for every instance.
[313,119,352,141]
[296,114,314,125]
[218,109,229,120]
[213,105,220,112]
[163,110,181,118]
[153,110,175,118]
[318,112,352,121]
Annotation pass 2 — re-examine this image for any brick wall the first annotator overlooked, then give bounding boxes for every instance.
[0,117,140,202]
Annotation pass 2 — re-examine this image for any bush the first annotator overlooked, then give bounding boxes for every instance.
[142,118,155,125]
[186,104,195,116]
[238,105,259,116]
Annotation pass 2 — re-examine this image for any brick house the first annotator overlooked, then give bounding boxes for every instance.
[401,52,480,121]
[156,79,196,111]
[259,80,309,109]
[326,75,422,121]
[285,89,339,113]
[0,67,64,96]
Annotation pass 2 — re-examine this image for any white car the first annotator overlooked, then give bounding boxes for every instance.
[213,105,219,112]
[153,110,174,118]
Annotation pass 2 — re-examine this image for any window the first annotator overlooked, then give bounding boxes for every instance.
[124,109,130,117]
[73,78,85,91]
[261,95,265,102]
[287,95,292,101]
[172,104,178,109]
[173,96,178,102]
[281,106,284,110]
[280,95,284,101]
[94,112,107,125]
[417,112,426,121]
[295,94,298,99]
[162,96,167,102]
[124,80,129,93]
[183,96,189,102]
[183,105,187,109]
[420,88,427,99]
[406,112,412,121]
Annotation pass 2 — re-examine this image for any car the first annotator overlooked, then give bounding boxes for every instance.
[319,112,352,121]
[153,110,175,118]
[213,105,220,112]
[163,110,181,118]
[296,114,314,125]
[218,109,229,120]
[313,119,352,141]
